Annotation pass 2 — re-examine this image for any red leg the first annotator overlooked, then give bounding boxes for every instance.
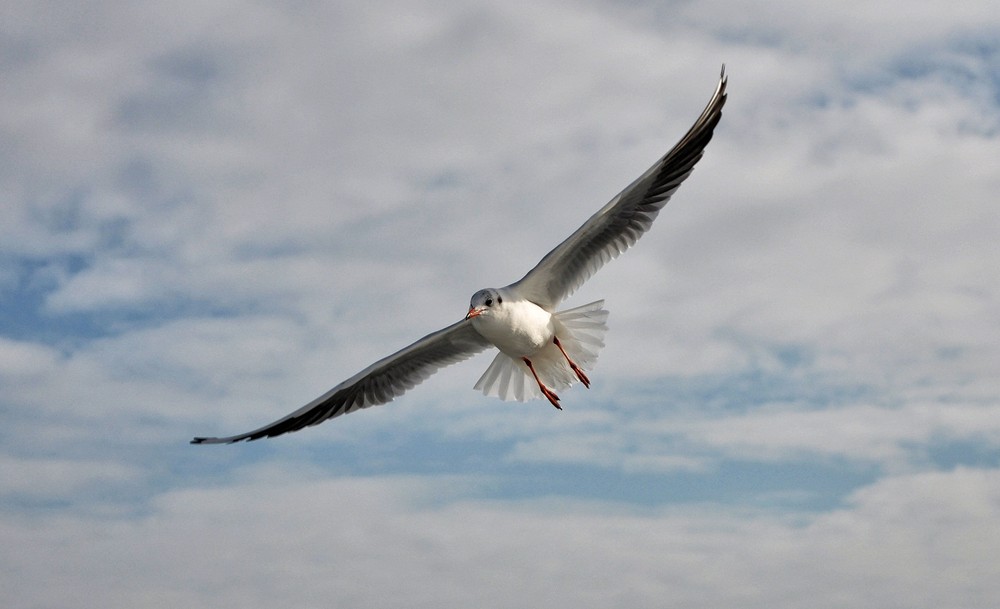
[553,336,590,388]
[522,357,561,409]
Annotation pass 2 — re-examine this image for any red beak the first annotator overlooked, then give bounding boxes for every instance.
[465,307,481,320]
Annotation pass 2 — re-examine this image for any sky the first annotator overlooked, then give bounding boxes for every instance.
[2,0,999,607]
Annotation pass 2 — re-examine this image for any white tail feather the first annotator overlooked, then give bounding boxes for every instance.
[473,300,608,402]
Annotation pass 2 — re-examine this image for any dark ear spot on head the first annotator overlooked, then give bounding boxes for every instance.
[497,295,502,304]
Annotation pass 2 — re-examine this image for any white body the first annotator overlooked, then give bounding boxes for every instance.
[470,295,555,357]
[471,297,608,403]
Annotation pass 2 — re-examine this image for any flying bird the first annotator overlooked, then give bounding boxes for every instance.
[192,68,728,444]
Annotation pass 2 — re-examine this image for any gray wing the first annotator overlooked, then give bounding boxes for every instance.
[191,319,491,444]
[508,68,728,309]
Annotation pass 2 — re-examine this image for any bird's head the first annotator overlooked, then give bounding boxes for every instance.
[466,288,503,320]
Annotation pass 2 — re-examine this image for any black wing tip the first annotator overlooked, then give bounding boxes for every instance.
[710,64,728,108]
[189,401,336,446]
[189,411,322,445]
[191,436,226,445]
[190,435,252,445]
[714,65,728,104]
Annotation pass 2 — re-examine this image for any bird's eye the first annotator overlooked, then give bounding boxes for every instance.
[485,297,493,307]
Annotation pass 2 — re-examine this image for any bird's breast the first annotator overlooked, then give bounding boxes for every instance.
[471,300,554,357]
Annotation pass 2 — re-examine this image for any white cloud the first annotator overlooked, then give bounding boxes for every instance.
[0,337,61,378]
[1,0,999,606]
[1,0,995,452]
[4,467,999,609]
[0,456,141,502]
[674,402,1000,468]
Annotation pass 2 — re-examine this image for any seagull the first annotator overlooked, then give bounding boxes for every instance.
[192,68,727,444]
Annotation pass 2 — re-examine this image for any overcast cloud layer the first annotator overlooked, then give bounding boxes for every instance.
[2,1,999,607]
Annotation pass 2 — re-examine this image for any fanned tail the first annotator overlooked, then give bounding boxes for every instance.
[473,300,609,402]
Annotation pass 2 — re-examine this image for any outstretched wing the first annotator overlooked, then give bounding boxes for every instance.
[191,320,491,444]
[509,68,728,309]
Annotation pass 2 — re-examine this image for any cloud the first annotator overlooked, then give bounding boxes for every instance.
[4,467,999,609]
[1,0,999,607]
[675,402,1000,468]
[0,456,141,504]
